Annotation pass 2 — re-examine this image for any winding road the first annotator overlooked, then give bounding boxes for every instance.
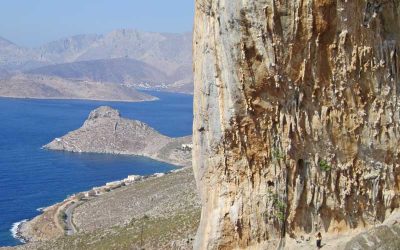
[64,201,81,235]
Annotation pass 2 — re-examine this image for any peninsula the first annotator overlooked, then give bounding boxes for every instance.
[0,74,156,102]
[6,167,201,250]
[44,106,192,167]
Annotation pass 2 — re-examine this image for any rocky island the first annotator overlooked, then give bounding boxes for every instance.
[44,106,192,167]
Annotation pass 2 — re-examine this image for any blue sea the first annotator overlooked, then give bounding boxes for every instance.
[0,91,193,246]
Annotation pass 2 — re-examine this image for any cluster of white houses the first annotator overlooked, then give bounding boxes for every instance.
[74,172,168,199]
[181,144,193,151]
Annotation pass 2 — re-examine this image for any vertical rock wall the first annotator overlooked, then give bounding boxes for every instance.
[193,0,400,249]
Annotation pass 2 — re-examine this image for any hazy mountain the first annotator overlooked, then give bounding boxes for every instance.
[0,68,10,79]
[75,30,192,78]
[0,74,156,102]
[0,29,193,94]
[0,37,42,70]
[37,34,102,63]
[27,58,168,85]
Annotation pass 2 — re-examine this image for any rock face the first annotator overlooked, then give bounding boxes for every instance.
[193,0,400,249]
[344,224,400,250]
[45,106,192,167]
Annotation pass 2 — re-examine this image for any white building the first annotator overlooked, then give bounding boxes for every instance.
[84,190,96,197]
[106,180,124,189]
[123,175,142,185]
[181,144,193,151]
[153,173,165,178]
[125,175,142,182]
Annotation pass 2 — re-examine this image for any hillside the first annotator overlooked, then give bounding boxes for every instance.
[0,74,155,102]
[0,37,43,71]
[36,34,102,63]
[0,68,10,79]
[27,58,168,85]
[74,30,192,78]
[3,168,200,250]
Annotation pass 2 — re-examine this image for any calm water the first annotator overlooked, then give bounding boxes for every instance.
[0,91,193,246]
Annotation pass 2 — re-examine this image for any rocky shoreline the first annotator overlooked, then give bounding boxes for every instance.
[10,220,29,244]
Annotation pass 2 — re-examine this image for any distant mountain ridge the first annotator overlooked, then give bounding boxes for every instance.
[0,36,14,46]
[0,36,41,70]
[0,68,10,79]
[27,58,169,85]
[37,34,102,63]
[0,74,156,102]
[0,30,193,94]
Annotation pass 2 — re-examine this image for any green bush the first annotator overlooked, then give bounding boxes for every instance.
[271,194,286,222]
[59,211,67,220]
[272,149,284,160]
[319,160,332,171]
[276,211,285,221]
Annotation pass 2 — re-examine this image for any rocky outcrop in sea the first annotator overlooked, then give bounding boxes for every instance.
[44,106,192,167]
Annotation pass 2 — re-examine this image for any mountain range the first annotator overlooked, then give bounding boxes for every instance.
[0,29,193,94]
[27,58,168,85]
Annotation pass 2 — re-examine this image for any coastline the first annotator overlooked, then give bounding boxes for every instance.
[10,220,28,244]
[42,105,193,169]
[0,95,159,103]
[42,146,192,168]
[12,166,190,245]
[0,91,194,249]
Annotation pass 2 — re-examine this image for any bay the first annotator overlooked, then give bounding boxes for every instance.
[0,91,193,246]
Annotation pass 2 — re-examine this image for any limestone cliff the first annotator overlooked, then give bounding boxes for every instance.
[45,106,192,167]
[193,0,400,249]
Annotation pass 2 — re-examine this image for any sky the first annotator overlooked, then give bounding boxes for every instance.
[0,0,194,47]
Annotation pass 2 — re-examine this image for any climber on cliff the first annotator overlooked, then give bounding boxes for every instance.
[316,232,322,248]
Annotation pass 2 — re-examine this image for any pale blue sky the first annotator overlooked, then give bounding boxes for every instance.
[0,0,194,47]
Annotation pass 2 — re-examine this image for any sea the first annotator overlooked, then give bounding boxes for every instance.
[0,91,193,247]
